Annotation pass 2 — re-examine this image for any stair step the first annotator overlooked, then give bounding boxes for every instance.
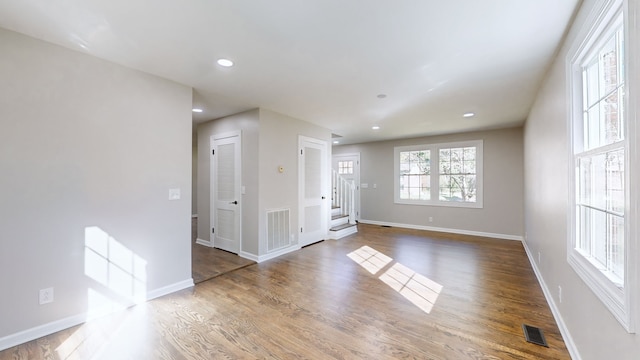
[330,223,356,231]
[332,214,348,220]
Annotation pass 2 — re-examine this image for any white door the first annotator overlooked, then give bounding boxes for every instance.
[332,153,361,221]
[210,131,241,254]
[299,136,328,247]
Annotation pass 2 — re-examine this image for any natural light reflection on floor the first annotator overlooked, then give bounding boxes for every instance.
[347,245,393,274]
[379,262,443,314]
[348,246,443,314]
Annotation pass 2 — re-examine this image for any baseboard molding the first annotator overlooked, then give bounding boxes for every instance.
[196,238,212,247]
[147,278,194,301]
[0,278,194,352]
[358,219,524,241]
[0,313,86,351]
[239,251,259,262]
[522,241,581,360]
[257,245,301,263]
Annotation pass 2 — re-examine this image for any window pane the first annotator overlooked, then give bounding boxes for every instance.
[586,59,600,108]
[399,150,430,201]
[610,214,625,281]
[439,146,476,203]
[607,149,624,213]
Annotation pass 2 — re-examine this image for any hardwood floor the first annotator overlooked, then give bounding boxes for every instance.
[191,218,255,284]
[1,224,570,359]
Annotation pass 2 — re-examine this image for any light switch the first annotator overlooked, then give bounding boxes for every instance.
[373,184,377,189]
[169,188,181,200]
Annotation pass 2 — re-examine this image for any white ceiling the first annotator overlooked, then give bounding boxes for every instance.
[0,0,580,144]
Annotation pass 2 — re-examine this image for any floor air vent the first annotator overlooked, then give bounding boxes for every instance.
[522,324,548,347]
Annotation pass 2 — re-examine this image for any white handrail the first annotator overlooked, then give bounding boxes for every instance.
[332,170,356,225]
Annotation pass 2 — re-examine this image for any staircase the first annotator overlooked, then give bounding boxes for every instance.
[328,170,358,239]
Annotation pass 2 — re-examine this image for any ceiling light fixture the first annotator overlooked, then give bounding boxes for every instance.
[192,108,203,113]
[333,140,340,144]
[463,112,475,118]
[372,126,380,130]
[217,58,234,67]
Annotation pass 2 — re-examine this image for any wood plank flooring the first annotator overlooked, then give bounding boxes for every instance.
[0,224,570,359]
[191,218,255,284]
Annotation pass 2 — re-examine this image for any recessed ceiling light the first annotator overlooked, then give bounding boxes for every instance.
[217,58,234,67]
[377,94,387,99]
[372,126,380,130]
[333,140,340,144]
[463,112,475,118]
[192,108,203,113]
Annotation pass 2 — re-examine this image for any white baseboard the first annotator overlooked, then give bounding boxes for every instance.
[196,238,212,247]
[522,241,581,360]
[0,279,194,352]
[146,278,194,301]
[0,313,86,351]
[257,246,301,263]
[239,251,259,262]
[358,219,524,241]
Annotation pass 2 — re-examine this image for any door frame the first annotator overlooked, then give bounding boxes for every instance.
[298,135,329,247]
[209,130,242,253]
[333,152,361,221]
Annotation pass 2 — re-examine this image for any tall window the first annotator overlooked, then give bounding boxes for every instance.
[568,0,634,332]
[395,140,482,208]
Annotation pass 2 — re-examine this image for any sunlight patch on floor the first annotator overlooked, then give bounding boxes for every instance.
[348,245,443,314]
[346,245,393,274]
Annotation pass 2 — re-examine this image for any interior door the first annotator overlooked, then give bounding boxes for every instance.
[299,136,328,247]
[332,153,361,221]
[210,131,241,254]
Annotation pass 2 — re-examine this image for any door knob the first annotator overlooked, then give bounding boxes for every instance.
[321,196,326,199]
[230,200,238,204]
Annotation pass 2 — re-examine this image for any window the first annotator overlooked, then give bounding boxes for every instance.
[567,0,634,332]
[394,140,482,208]
[338,160,354,175]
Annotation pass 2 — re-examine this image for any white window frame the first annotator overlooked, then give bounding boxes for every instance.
[566,0,636,332]
[394,140,483,208]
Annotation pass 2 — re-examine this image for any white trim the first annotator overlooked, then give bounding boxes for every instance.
[0,279,194,351]
[196,238,212,247]
[358,219,523,241]
[240,245,302,263]
[522,241,582,360]
[239,251,259,262]
[0,313,86,351]
[191,214,198,218]
[146,279,194,301]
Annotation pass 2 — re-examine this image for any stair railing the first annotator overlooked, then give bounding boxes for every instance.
[332,170,356,225]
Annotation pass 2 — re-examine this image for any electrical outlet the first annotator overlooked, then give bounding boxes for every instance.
[39,288,54,305]
[558,286,562,303]
[428,217,433,222]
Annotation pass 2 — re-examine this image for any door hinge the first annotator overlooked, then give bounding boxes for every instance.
[212,149,215,155]
[300,227,303,233]
[300,149,303,155]
[212,227,214,234]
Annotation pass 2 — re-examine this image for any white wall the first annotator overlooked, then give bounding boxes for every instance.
[334,127,524,239]
[196,109,260,255]
[524,0,640,358]
[258,109,332,254]
[0,28,193,347]
[197,108,331,258]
